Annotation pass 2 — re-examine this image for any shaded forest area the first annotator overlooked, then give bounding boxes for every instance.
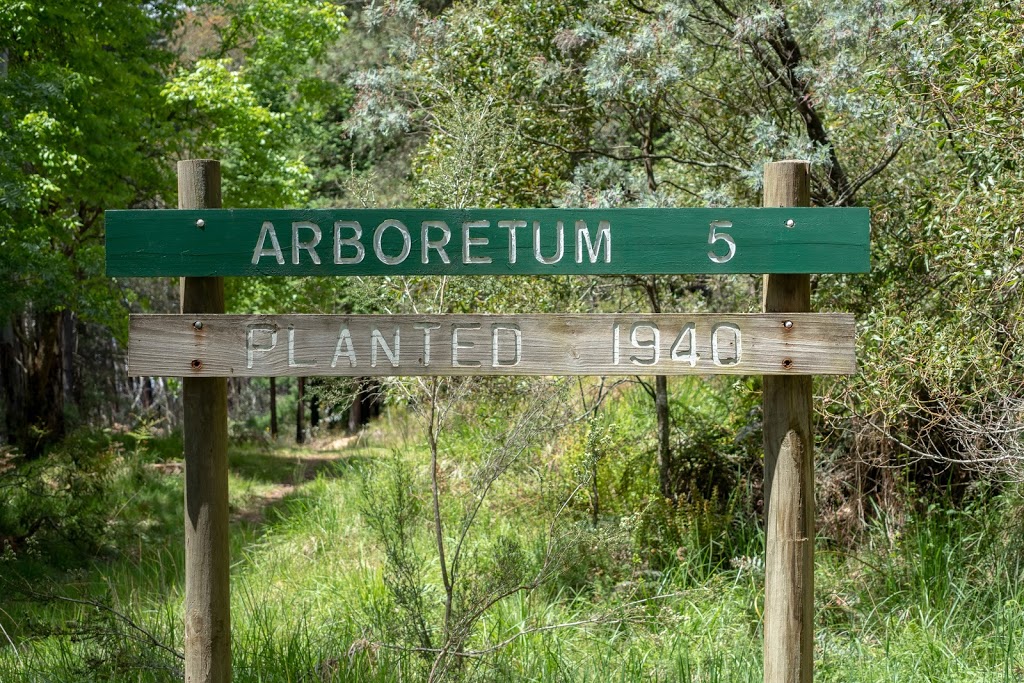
[2,1,1024,681]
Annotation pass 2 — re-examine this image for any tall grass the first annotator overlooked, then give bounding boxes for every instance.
[1,388,1023,681]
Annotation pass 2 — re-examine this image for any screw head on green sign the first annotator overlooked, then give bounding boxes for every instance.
[105,207,869,277]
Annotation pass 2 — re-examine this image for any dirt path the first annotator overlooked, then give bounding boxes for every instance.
[232,434,362,524]
[150,434,363,524]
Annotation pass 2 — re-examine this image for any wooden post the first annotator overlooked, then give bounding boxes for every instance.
[762,160,814,683]
[296,376,306,444]
[269,377,278,439]
[178,160,231,683]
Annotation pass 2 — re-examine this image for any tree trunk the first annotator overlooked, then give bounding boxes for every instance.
[0,317,24,446]
[347,379,364,434]
[642,275,674,500]
[0,312,66,456]
[141,377,154,409]
[110,333,120,423]
[269,377,278,438]
[364,379,383,420]
[296,377,306,444]
[60,309,76,414]
[310,389,320,430]
[655,374,672,499]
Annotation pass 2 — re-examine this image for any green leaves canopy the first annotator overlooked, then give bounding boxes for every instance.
[0,0,178,326]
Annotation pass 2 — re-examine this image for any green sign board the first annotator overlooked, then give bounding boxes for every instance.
[105,207,869,277]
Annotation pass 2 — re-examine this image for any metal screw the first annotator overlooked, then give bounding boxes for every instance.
[196,219,206,229]
[193,320,203,330]
[784,320,793,329]
[782,358,793,368]
[785,219,795,228]
[191,359,202,369]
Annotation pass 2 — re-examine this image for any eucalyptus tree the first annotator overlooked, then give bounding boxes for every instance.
[832,0,1024,485]
[351,0,905,497]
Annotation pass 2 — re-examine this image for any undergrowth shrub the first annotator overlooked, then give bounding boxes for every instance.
[579,380,762,576]
[629,488,742,576]
[0,427,164,563]
[359,452,435,657]
[546,522,634,599]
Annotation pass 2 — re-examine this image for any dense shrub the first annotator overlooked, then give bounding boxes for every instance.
[0,428,160,562]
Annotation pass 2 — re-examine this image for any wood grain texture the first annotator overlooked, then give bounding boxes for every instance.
[762,160,815,683]
[179,160,231,683]
[128,313,856,378]
[105,207,870,276]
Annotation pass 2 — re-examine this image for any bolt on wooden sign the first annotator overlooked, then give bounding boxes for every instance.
[105,207,870,276]
[128,313,856,377]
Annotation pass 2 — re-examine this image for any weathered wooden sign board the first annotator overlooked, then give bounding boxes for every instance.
[105,207,870,276]
[128,313,857,377]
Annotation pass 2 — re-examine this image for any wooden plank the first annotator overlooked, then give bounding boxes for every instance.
[178,160,231,683]
[105,207,870,276]
[128,313,856,378]
[762,161,815,683]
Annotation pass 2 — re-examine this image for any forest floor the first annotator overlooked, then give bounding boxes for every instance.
[1,403,1023,682]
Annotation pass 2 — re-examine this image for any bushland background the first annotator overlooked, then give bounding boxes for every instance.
[1,1,1023,681]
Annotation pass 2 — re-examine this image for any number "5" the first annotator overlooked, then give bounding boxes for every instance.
[707,221,736,264]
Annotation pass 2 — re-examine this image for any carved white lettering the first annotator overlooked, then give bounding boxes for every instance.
[462,221,492,264]
[334,221,365,265]
[491,324,521,367]
[246,325,278,368]
[707,221,736,264]
[670,323,698,367]
[711,322,741,366]
[288,326,316,367]
[331,326,357,368]
[292,221,322,265]
[575,220,611,264]
[421,221,451,264]
[629,322,659,366]
[252,221,285,265]
[451,323,481,367]
[414,322,441,366]
[373,220,411,265]
[533,220,564,264]
[498,220,525,264]
[371,328,400,367]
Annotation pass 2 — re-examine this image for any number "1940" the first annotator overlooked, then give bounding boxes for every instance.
[612,322,742,367]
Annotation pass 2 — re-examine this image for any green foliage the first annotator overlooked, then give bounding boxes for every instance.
[359,452,435,654]
[165,1,359,315]
[815,0,1024,485]
[165,1,348,208]
[630,490,749,578]
[570,379,760,572]
[0,0,178,326]
[353,0,591,207]
[356,0,902,209]
[163,58,310,207]
[211,0,347,92]
[5,410,1024,682]
[349,0,1024,495]
[0,428,158,561]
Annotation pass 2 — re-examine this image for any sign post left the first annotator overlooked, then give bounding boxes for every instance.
[178,160,231,683]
